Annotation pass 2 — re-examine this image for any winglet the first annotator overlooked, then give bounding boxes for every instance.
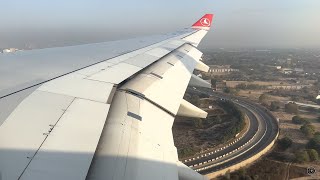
[192,14,214,30]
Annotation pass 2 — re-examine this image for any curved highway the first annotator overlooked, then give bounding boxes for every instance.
[182,88,279,175]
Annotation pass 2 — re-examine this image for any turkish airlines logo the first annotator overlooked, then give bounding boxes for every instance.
[200,18,210,27]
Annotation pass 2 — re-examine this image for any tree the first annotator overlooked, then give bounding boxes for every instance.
[259,94,268,103]
[224,87,231,93]
[211,79,217,86]
[295,150,310,163]
[285,102,298,114]
[300,124,315,138]
[292,115,305,124]
[259,94,269,107]
[223,87,238,95]
[278,137,293,150]
[270,101,281,111]
[307,134,320,153]
[307,149,319,161]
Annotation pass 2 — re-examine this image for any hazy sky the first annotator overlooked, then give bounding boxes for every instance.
[0,0,319,49]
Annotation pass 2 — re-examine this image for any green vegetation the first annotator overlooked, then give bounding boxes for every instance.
[278,137,293,150]
[223,87,238,95]
[258,94,269,107]
[235,83,267,90]
[295,150,310,163]
[211,101,245,143]
[178,147,198,158]
[307,149,319,161]
[258,94,268,103]
[175,97,247,159]
[292,115,307,124]
[218,100,246,140]
[270,101,281,111]
[307,133,320,153]
[295,148,319,162]
[285,102,298,114]
[300,124,315,138]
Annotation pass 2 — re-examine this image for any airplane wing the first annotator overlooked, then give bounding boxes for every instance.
[0,14,213,180]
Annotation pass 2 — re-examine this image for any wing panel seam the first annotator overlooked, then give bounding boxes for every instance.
[17,97,76,179]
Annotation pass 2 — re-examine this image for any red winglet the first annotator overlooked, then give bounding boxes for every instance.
[192,14,214,30]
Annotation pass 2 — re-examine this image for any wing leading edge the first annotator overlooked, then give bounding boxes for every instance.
[0,14,214,180]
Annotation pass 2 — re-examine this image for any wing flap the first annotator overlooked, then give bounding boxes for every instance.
[0,91,75,180]
[20,99,110,180]
[121,44,202,115]
[87,40,207,180]
[86,91,179,180]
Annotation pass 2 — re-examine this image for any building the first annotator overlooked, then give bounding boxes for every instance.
[213,80,226,90]
[204,65,239,76]
[268,84,311,90]
[281,68,293,74]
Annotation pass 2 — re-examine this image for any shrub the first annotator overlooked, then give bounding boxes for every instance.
[178,147,196,158]
[270,101,281,111]
[300,124,315,137]
[292,115,305,124]
[295,150,310,163]
[259,94,268,103]
[278,137,293,150]
[307,149,319,161]
[307,134,320,153]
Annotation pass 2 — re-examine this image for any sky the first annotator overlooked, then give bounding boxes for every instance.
[0,0,319,49]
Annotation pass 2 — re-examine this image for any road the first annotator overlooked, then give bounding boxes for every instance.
[183,88,279,174]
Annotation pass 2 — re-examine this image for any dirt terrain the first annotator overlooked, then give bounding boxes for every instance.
[226,81,292,88]
[173,99,245,159]
[225,158,311,180]
[173,113,237,158]
[237,90,290,102]
[274,112,309,146]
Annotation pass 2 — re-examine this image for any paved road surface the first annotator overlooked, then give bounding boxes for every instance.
[183,88,279,174]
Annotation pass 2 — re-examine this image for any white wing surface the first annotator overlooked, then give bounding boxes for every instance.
[0,14,214,180]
